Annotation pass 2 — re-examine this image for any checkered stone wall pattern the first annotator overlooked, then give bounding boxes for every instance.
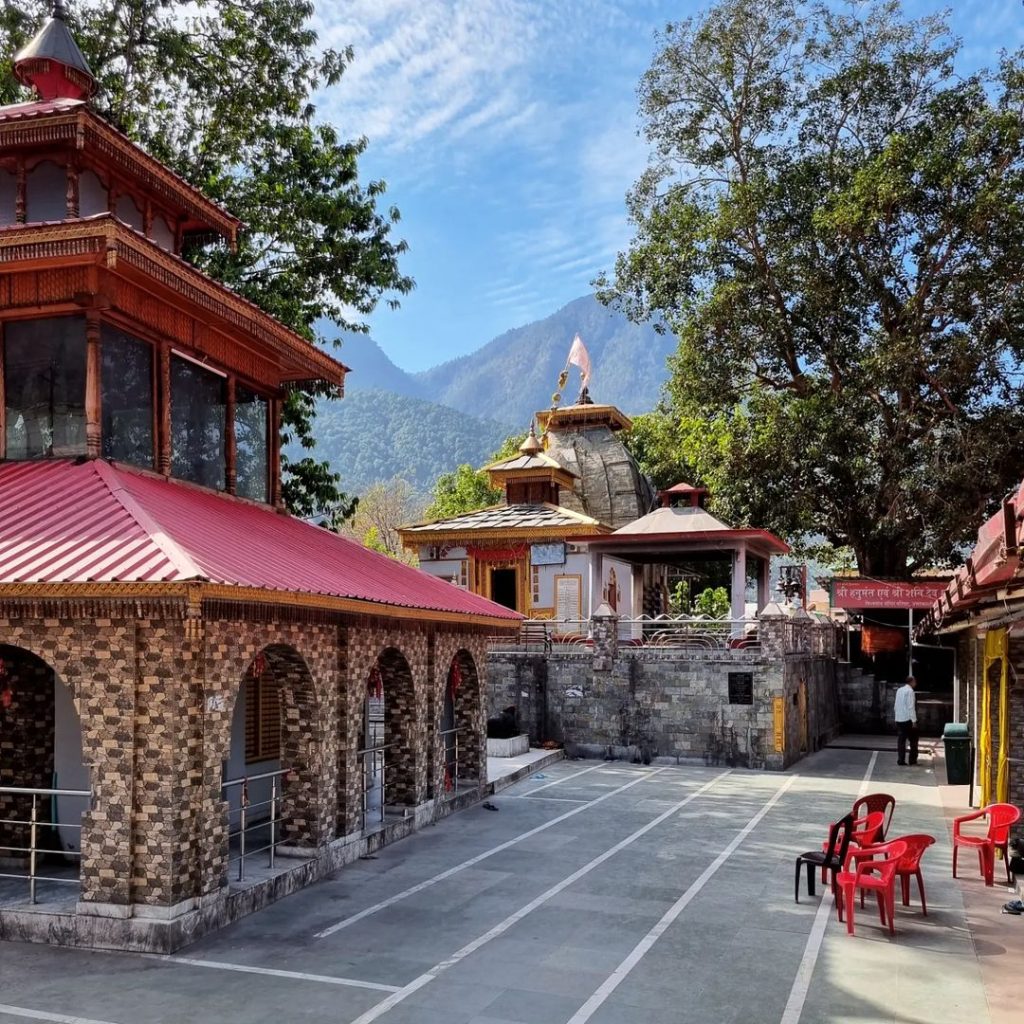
[0,598,493,918]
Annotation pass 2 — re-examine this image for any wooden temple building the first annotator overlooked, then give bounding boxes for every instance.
[0,5,518,951]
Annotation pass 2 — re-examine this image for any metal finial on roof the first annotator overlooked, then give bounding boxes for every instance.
[13,1,96,101]
[519,421,543,457]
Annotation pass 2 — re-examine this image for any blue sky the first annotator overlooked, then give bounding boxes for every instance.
[310,1,1024,373]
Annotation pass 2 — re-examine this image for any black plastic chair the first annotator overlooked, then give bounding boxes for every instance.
[795,813,854,902]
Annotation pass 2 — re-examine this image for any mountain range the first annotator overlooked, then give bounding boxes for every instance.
[302,294,675,495]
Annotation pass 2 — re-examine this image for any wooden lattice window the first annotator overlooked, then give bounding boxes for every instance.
[244,674,280,763]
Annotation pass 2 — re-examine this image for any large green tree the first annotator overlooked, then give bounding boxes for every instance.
[424,433,527,520]
[0,1,412,526]
[601,0,1024,576]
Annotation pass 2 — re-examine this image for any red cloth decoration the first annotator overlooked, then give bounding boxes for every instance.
[448,659,462,699]
[861,624,906,655]
[367,663,384,700]
[250,652,267,679]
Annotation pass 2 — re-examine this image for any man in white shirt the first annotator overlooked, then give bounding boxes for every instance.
[894,676,918,766]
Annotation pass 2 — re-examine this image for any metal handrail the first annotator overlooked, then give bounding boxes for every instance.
[358,742,392,830]
[0,785,89,903]
[222,768,291,882]
[440,727,463,797]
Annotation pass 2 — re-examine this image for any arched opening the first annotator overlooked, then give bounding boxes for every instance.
[223,644,320,880]
[447,650,484,788]
[372,647,420,815]
[78,169,107,218]
[0,645,89,903]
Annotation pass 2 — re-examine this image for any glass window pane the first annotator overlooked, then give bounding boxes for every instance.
[101,326,153,468]
[3,317,86,459]
[235,385,268,502]
[26,161,67,223]
[170,355,225,490]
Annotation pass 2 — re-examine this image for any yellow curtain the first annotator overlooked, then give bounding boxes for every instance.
[981,628,1008,807]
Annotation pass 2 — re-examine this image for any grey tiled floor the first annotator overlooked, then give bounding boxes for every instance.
[0,750,999,1024]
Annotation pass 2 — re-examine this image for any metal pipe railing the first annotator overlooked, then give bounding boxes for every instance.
[0,785,89,904]
[440,727,462,797]
[357,742,393,830]
[222,768,291,882]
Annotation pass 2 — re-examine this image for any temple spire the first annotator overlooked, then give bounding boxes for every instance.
[13,2,96,102]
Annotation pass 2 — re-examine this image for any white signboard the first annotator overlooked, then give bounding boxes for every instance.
[555,575,581,632]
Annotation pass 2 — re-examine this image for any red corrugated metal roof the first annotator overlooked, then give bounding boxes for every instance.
[0,460,520,621]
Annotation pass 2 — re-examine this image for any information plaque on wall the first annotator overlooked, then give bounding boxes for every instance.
[727,672,753,705]
[531,543,566,566]
[554,575,581,628]
[773,697,786,753]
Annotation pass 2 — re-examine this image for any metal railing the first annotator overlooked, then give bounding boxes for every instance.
[358,741,392,830]
[222,768,290,882]
[490,616,763,651]
[440,727,463,797]
[0,785,89,903]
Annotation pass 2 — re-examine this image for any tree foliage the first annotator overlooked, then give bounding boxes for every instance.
[600,0,1024,576]
[423,433,527,520]
[343,478,421,563]
[0,1,413,522]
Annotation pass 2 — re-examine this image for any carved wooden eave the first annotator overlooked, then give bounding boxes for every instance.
[0,580,520,632]
[0,216,347,389]
[0,101,240,245]
[400,522,611,547]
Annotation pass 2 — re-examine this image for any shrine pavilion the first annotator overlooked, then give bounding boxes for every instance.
[0,5,517,951]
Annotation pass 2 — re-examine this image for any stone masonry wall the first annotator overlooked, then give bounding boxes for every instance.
[488,648,839,771]
[0,598,495,920]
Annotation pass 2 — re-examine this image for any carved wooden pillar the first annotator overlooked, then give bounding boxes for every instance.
[158,342,171,475]
[85,312,102,459]
[15,159,25,223]
[225,376,237,495]
[0,323,6,461]
[269,397,282,508]
[143,199,153,239]
[66,163,79,219]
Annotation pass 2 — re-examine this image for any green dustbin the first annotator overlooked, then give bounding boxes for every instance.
[942,723,971,785]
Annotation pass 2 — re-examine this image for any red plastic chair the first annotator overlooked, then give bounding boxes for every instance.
[852,793,896,840]
[821,811,884,881]
[893,834,936,914]
[836,839,908,936]
[952,803,1022,886]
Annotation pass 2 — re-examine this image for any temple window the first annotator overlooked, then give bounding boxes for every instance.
[78,169,107,218]
[25,160,66,222]
[170,352,226,490]
[235,384,269,502]
[115,192,144,232]
[0,169,15,225]
[244,673,281,762]
[3,316,86,459]
[101,325,153,468]
[151,215,175,252]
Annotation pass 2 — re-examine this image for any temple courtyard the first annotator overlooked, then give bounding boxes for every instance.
[0,747,1018,1024]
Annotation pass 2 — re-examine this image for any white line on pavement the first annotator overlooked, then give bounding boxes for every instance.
[779,751,878,1024]
[157,955,401,992]
[523,763,605,793]
[314,764,675,939]
[564,773,801,1024]
[344,770,734,1023]
[0,1006,119,1024]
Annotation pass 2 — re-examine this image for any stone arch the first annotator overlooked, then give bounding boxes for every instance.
[376,646,420,807]
[226,643,323,853]
[0,644,91,901]
[447,648,484,784]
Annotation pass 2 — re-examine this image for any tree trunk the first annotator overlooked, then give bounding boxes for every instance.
[854,538,911,579]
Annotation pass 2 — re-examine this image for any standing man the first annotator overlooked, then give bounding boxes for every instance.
[895,675,919,766]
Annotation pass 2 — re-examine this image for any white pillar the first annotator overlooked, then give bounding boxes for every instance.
[756,556,770,611]
[590,551,604,621]
[631,563,644,640]
[731,544,747,622]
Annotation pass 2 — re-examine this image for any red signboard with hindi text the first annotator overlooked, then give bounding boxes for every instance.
[831,579,948,610]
